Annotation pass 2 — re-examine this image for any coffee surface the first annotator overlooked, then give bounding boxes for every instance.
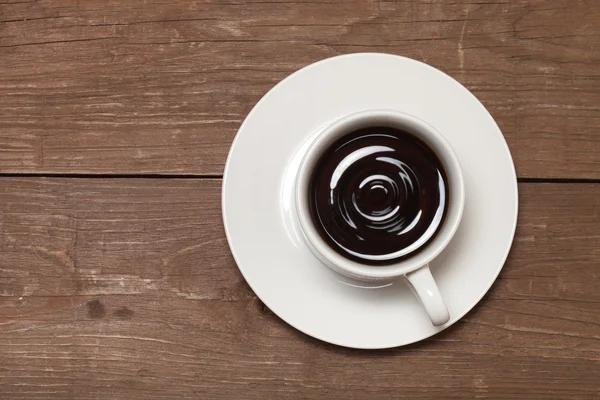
[308,126,448,265]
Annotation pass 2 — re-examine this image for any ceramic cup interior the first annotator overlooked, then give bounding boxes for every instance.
[295,109,465,282]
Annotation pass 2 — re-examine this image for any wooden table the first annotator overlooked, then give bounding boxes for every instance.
[1,0,599,398]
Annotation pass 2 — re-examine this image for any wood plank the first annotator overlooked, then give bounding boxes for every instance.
[1,0,599,178]
[0,178,598,399]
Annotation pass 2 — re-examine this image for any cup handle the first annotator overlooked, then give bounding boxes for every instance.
[405,264,449,326]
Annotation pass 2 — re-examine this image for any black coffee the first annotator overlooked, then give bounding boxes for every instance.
[308,126,448,265]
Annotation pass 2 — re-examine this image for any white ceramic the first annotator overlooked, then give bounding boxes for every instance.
[222,53,518,349]
[295,109,465,326]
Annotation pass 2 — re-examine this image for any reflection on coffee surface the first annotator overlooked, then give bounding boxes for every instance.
[308,126,448,265]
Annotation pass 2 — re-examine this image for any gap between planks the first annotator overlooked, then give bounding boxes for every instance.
[0,173,598,183]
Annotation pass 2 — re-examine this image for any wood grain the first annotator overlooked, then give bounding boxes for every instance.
[1,0,599,178]
[1,0,599,398]
[0,178,598,399]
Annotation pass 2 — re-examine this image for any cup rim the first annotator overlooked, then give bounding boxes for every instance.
[295,109,465,280]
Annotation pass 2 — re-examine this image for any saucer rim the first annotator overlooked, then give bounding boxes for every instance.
[222,52,519,349]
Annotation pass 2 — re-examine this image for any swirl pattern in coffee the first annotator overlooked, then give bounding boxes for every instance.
[308,126,448,265]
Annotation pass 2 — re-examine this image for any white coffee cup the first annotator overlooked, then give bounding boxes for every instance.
[295,110,464,326]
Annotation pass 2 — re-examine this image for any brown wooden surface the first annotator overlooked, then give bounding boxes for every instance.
[1,0,600,399]
[1,0,600,178]
[0,180,598,399]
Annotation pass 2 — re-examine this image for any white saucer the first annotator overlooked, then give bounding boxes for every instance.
[222,53,518,349]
